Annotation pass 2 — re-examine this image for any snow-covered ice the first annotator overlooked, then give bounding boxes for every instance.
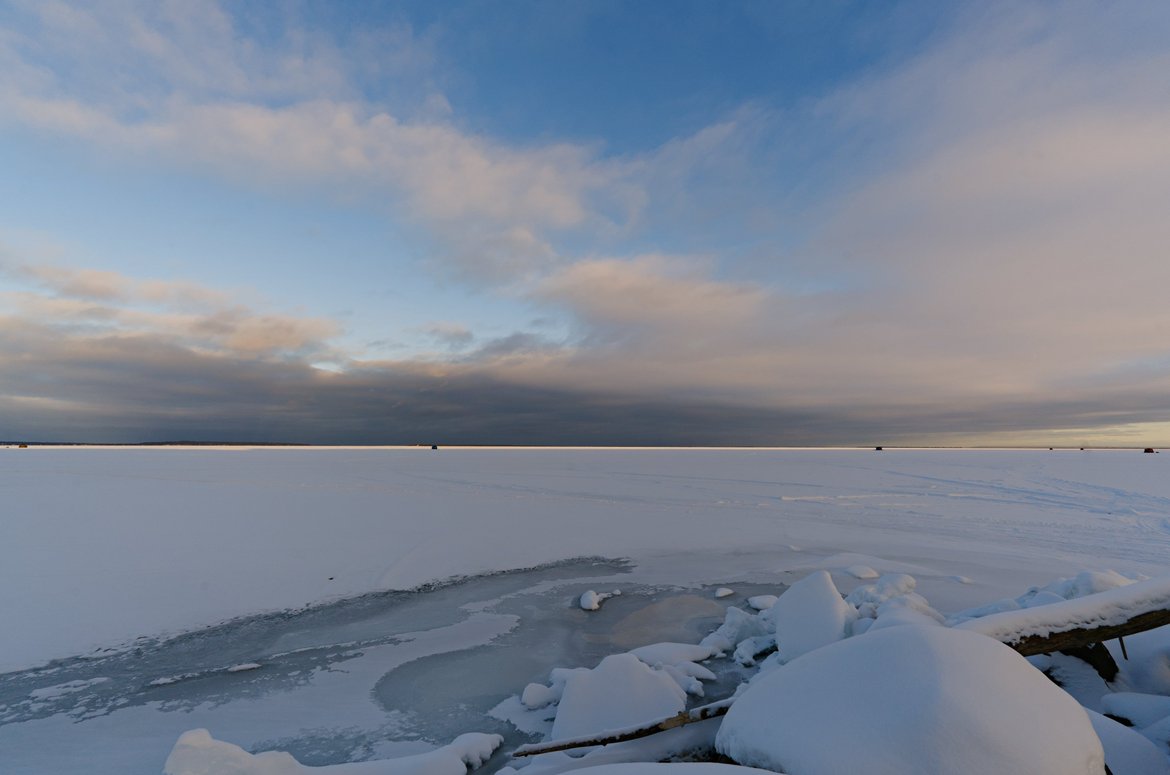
[4,447,1170,774]
[6,447,1170,672]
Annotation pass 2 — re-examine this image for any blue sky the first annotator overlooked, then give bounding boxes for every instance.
[2,0,1169,445]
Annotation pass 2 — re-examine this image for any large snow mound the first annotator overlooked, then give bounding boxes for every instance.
[715,625,1105,775]
[164,729,501,775]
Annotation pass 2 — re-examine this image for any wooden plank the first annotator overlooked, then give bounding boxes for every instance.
[511,699,733,757]
[1009,608,1170,656]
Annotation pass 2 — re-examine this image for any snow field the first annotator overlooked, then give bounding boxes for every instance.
[6,447,1170,673]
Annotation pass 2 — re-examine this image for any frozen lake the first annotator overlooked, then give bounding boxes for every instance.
[2,447,1168,772]
[0,558,776,774]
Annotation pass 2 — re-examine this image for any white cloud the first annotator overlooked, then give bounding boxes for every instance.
[0,1,634,241]
[540,254,767,335]
[1,260,341,359]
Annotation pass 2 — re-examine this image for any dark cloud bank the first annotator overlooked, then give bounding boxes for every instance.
[4,328,1168,446]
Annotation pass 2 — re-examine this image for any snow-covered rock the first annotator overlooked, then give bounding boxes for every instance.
[628,643,717,696]
[764,570,855,662]
[715,625,1105,775]
[521,682,560,710]
[580,590,621,611]
[746,595,778,611]
[164,729,502,775]
[845,573,918,619]
[520,667,590,710]
[1101,692,1170,729]
[869,591,945,630]
[732,635,775,667]
[550,653,686,741]
[629,642,715,667]
[1086,710,1170,775]
[699,606,769,655]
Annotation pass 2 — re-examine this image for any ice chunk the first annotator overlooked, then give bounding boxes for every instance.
[579,590,621,611]
[746,595,777,611]
[629,642,717,697]
[733,635,775,666]
[699,606,769,655]
[716,625,1105,775]
[629,642,715,667]
[714,588,735,599]
[226,662,262,673]
[660,665,704,697]
[843,565,879,580]
[521,683,560,710]
[490,695,555,737]
[550,653,686,741]
[845,573,918,619]
[766,570,856,661]
[870,591,944,628]
[27,676,110,699]
[164,729,502,775]
[521,666,591,710]
[1086,710,1170,775]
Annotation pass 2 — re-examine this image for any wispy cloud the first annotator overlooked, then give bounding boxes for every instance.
[1,259,340,359]
[0,0,635,248]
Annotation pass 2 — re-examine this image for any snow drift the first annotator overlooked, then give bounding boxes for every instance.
[715,625,1105,775]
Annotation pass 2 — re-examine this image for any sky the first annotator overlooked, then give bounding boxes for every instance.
[1,0,1169,446]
